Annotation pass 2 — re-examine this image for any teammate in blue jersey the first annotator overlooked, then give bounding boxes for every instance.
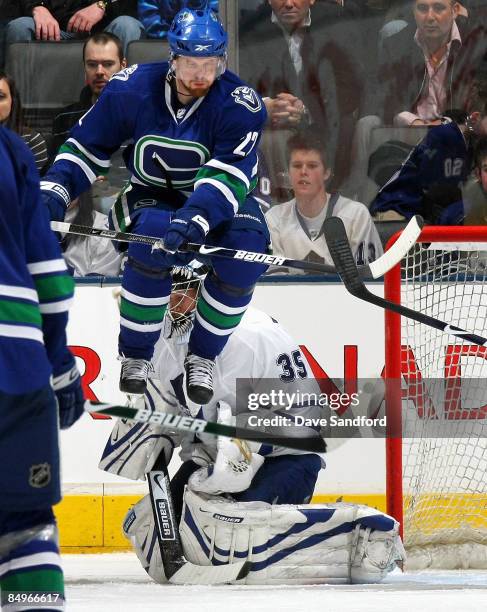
[41,7,269,405]
[370,80,487,223]
[0,126,84,608]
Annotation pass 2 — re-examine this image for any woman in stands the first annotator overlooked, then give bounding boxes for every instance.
[0,70,48,174]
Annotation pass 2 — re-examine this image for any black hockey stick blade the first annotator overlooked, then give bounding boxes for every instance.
[324,216,487,347]
[51,216,422,279]
[148,453,250,585]
[87,401,327,453]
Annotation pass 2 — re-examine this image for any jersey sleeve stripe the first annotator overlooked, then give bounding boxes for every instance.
[55,152,98,183]
[0,324,44,343]
[196,166,248,204]
[66,138,111,168]
[34,274,74,302]
[28,259,68,275]
[0,284,38,302]
[0,299,42,327]
[194,177,239,214]
[39,298,74,314]
[205,159,250,189]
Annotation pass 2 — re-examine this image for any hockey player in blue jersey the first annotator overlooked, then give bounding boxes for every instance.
[0,126,84,608]
[370,80,487,223]
[40,7,269,406]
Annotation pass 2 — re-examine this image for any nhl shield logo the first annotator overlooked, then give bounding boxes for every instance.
[29,463,51,488]
[231,86,262,113]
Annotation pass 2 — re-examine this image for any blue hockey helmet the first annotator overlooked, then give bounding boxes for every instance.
[168,8,228,58]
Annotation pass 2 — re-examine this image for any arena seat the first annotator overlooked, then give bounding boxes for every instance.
[126,40,168,66]
[5,41,85,133]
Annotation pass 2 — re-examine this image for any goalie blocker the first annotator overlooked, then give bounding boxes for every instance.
[124,490,405,585]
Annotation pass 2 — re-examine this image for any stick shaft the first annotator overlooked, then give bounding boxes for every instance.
[51,216,422,279]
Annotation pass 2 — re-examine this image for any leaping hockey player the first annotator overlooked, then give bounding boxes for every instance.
[100,265,405,585]
[40,6,270,406]
[0,126,85,608]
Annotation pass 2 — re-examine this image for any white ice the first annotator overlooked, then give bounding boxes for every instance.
[63,553,487,612]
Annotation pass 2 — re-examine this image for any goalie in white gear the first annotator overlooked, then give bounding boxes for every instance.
[100,264,405,584]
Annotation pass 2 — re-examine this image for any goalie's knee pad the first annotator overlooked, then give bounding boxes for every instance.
[99,390,179,480]
[180,490,405,585]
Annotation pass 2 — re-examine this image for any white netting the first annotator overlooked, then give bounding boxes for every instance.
[394,242,487,569]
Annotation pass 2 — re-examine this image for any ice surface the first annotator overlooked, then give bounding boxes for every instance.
[63,553,487,612]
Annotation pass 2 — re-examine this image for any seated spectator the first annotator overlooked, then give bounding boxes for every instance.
[0,69,48,172]
[370,80,487,223]
[343,0,487,202]
[50,31,127,156]
[265,129,383,273]
[50,32,129,213]
[62,188,125,276]
[239,0,363,198]
[6,1,144,55]
[378,0,487,126]
[138,0,218,39]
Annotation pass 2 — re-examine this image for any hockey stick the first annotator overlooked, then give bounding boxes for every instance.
[50,215,423,278]
[147,452,250,584]
[87,401,327,453]
[324,216,487,347]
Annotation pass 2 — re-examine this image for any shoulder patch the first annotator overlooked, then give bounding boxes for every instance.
[111,64,139,82]
[231,86,262,113]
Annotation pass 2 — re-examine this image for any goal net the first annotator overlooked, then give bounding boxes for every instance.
[384,227,487,570]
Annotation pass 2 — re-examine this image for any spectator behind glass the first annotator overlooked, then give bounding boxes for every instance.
[343,0,487,203]
[6,1,144,55]
[239,1,365,199]
[138,0,218,39]
[50,32,129,214]
[370,80,487,223]
[265,128,383,274]
[62,188,125,276]
[50,31,127,157]
[0,70,48,173]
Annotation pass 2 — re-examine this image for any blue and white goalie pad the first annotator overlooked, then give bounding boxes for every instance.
[125,491,405,584]
[181,490,405,584]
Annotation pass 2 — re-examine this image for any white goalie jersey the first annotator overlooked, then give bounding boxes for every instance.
[265,195,383,272]
[150,306,325,461]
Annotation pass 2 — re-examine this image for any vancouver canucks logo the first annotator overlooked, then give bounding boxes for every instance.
[231,86,262,113]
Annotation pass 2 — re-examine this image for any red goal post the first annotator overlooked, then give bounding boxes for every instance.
[384,226,487,570]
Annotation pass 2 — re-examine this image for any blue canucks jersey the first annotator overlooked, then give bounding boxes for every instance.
[370,122,470,219]
[42,62,267,232]
[0,127,74,394]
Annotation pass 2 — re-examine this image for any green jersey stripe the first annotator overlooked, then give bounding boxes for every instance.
[196,166,248,205]
[0,299,42,326]
[35,275,75,302]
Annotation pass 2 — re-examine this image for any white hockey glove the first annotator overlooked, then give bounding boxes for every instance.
[188,401,264,495]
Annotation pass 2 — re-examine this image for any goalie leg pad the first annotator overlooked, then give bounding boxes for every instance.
[122,495,167,584]
[98,386,181,480]
[180,490,406,585]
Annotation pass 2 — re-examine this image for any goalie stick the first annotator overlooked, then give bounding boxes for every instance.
[86,401,327,453]
[50,215,423,278]
[324,216,487,348]
[147,452,250,584]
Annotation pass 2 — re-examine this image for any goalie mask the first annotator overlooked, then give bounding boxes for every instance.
[163,261,208,341]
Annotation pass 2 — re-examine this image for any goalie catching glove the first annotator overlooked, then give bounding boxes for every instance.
[189,401,264,495]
